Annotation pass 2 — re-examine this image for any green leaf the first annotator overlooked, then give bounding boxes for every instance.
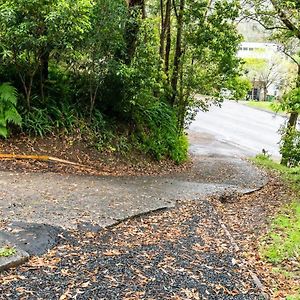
[0,126,8,138]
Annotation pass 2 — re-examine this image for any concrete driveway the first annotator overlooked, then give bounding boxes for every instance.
[0,100,271,255]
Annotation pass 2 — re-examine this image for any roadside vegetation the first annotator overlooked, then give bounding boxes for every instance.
[254,155,300,299]
[242,100,282,114]
[0,0,248,164]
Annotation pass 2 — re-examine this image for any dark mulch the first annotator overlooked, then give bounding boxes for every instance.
[0,201,262,300]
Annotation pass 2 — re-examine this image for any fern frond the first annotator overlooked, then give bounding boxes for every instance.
[0,83,18,106]
[5,107,22,125]
[0,126,8,138]
[0,83,21,137]
[0,113,6,127]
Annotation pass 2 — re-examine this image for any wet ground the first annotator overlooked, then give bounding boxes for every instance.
[0,102,278,299]
[0,156,266,231]
[0,201,264,299]
[189,100,287,159]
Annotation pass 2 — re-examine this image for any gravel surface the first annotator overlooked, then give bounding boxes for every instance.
[0,200,263,300]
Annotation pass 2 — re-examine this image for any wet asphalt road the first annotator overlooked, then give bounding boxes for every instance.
[189,100,288,159]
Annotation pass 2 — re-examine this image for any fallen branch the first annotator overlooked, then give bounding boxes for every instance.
[0,153,88,168]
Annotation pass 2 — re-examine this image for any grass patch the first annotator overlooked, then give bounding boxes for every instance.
[241,101,283,113]
[286,296,300,300]
[254,155,300,190]
[253,155,300,299]
[0,246,16,257]
[262,201,300,264]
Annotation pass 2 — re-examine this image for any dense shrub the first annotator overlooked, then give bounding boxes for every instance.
[280,127,300,167]
[0,0,243,162]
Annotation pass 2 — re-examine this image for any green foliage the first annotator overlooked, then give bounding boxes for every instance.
[261,201,300,264]
[170,134,189,164]
[0,0,243,162]
[0,0,93,108]
[0,246,16,257]
[253,155,300,189]
[185,0,242,98]
[280,127,300,167]
[286,295,300,300]
[253,156,300,297]
[48,101,78,132]
[244,58,268,72]
[133,101,188,163]
[0,0,93,59]
[280,88,300,113]
[245,101,283,113]
[21,107,53,137]
[0,83,22,137]
[226,77,252,100]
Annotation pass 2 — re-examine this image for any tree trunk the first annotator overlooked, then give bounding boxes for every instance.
[40,51,49,103]
[287,112,299,128]
[159,0,172,79]
[125,0,145,64]
[263,86,267,101]
[170,0,185,105]
[164,0,172,79]
[286,64,300,127]
[159,0,165,59]
[19,74,33,110]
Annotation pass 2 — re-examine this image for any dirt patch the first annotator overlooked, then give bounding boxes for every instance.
[0,134,191,176]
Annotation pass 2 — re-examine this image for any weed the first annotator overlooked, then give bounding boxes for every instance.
[0,246,16,257]
[21,107,53,137]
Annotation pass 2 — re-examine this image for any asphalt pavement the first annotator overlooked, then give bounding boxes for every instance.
[189,100,288,159]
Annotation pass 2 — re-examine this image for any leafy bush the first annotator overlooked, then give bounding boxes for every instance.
[0,83,22,138]
[280,127,300,167]
[133,102,188,163]
[170,134,189,163]
[280,88,300,113]
[21,107,53,137]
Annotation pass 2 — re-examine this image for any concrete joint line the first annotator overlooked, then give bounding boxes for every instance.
[216,211,269,300]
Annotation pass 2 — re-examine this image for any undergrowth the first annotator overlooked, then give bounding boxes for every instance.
[18,102,188,163]
[254,155,300,299]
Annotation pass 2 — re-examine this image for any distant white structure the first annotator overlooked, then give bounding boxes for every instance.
[238,42,280,60]
[237,42,287,100]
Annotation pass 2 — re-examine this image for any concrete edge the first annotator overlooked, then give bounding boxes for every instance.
[0,248,30,272]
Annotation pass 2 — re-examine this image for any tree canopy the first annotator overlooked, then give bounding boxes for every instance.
[0,0,245,161]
